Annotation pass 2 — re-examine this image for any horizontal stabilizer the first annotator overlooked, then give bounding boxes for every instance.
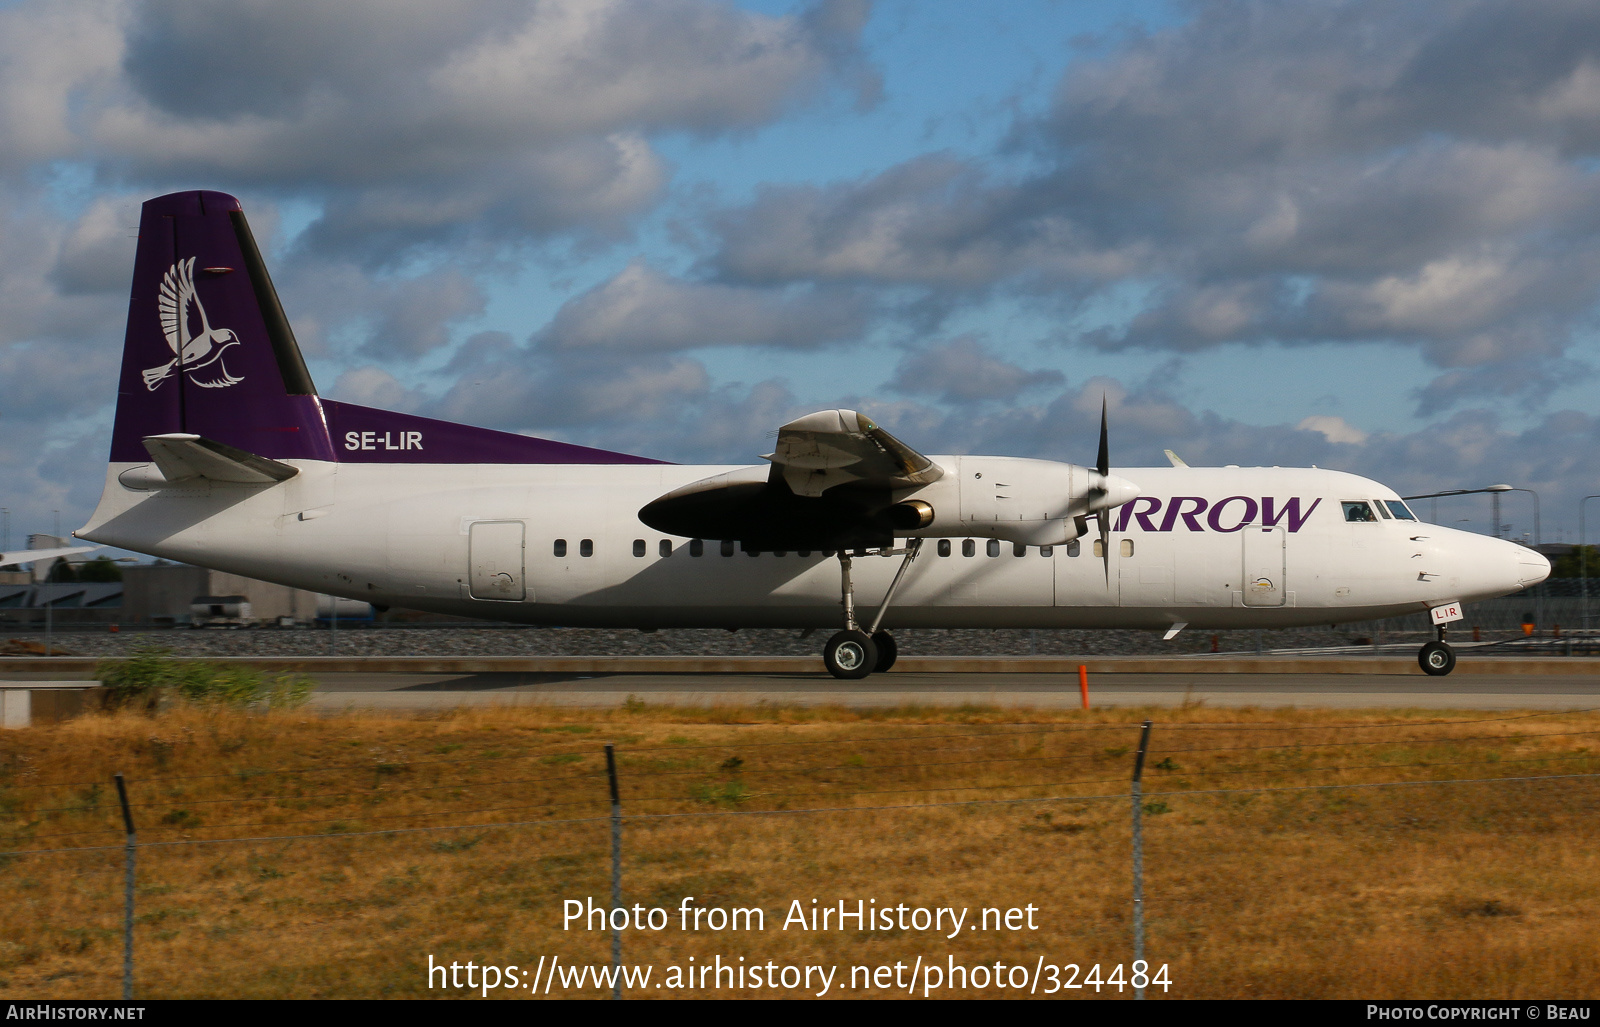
[0,545,99,569]
[142,433,300,485]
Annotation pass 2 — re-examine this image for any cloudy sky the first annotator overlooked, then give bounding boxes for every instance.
[3,0,1599,548]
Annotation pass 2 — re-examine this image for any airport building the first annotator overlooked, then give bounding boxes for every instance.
[0,563,323,627]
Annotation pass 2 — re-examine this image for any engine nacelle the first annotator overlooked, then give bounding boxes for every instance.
[888,499,935,529]
[894,456,1138,546]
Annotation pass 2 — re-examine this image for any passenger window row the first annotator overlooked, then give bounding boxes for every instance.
[552,539,1099,558]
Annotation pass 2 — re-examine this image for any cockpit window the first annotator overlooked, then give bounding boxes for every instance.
[1342,501,1377,522]
[1372,500,1393,519]
[1385,500,1417,521]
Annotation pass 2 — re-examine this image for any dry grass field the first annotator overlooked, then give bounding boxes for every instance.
[1,698,1598,999]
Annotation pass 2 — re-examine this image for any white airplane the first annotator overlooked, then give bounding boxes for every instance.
[78,192,1549,678]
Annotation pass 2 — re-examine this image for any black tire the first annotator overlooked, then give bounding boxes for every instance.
[823,630,877,680]
[871,630,898,673]
[1419,640,1456,676]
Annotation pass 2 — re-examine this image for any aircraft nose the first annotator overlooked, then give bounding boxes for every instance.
[1441,532,1551,602]
[1515,547,1551,588]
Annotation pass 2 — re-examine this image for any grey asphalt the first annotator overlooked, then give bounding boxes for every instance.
[303,670,1600,711]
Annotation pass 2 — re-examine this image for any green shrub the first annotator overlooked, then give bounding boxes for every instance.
[690,781,749,807]
[97,648,312,711]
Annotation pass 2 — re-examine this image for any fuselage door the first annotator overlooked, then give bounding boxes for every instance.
[1241,526,1285,607]
[469,520,527,601]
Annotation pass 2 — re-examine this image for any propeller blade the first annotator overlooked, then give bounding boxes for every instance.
[1096,396,1109,479]
[1100,510,1112,584]
[1096,396,1112,583]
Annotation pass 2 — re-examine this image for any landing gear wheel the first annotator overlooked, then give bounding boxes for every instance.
[871,630,898,673]
[824,630,877,680]
[1419,640,1456,676]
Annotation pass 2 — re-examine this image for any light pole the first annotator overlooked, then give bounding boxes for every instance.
[1502,488,1540,546]
[1402,485,1513,535]
[1582,495,1600,632]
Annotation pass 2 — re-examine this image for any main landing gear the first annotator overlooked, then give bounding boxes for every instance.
[822,539,922,680]
[1418,625,1457,676]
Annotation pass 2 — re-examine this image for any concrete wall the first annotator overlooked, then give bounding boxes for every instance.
[121,564,208,624]
[205,570,318,622]
[121,564,319,624]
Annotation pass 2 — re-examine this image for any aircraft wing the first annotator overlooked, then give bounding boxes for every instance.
[0,545,100,568]
[763,409,944,497]
[640,409,945,551]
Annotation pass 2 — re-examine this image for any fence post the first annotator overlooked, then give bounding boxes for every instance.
[113,772,135,1000]
[605,744,622,1000]
[1131,720,1152,1001]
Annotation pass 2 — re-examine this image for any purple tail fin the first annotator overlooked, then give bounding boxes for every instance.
[110,191,332,462]
[110,191,662,466]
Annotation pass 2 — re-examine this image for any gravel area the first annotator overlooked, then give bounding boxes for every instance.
[0,624,1487,659]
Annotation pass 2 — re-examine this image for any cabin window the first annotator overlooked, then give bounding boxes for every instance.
[690,539,704,557]
[1372,500,1393,519]
[1040,545,1053,557]
[823,550,836,558]
[553,539,567,557]
[632,539,646,557]
[962,539,975,557]
[938,539,951,557]
[1013,543,1026,557]
[1385,500,1417,521]
[1342,501,1377,522]
[580,539,594,557]
[1120,538,1134,557]
[1066,539,1079,558]
[774,550,787,557]
[798,550,812,558]
[987,539,1001,558]
[721,540,735,557]
[659,540,672,557]
[1093,539,1103,559]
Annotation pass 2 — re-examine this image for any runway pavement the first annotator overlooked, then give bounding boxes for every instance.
[301,669,1600,711]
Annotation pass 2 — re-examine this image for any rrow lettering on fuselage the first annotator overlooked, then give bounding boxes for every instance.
[344,431,423,452]
[1116,496,1320,533]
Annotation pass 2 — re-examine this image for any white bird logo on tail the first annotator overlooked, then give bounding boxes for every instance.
[143,257,243,390]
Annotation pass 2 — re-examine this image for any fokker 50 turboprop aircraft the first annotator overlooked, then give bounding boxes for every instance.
[79,192,1549,678]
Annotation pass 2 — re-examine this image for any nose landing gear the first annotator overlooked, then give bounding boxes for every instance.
[823,539,922,679]
[1418,625,1457,676]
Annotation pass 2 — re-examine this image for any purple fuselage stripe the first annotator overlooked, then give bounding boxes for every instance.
[322,400,666,465]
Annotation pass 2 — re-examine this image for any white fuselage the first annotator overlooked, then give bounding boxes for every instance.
[80,459,1547,631]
